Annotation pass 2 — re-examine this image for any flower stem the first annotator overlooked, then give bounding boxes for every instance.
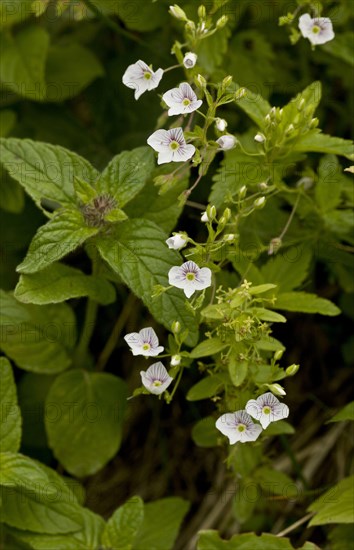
[278,193,301,241]
[96,293,137,371]
[74,299,98,368]
[168,366,185,402]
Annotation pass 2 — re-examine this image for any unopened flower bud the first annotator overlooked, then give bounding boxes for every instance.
[195,73,206,89]
[216,134,237,150]
[172,321,181,333]
[268,237,282,255]
[296,176,313,190]
[222,75,233,88]
[267,383,286,396]
[183,51,197,68]
[185,20,196,32]
[258,182,268,191]
[239,185,247,198]
[198,5,206,18]
[265,114,271,123]
[235,87,246,100]
[286,364,300,376]
[254,196,266,208]
[216,15,228,29]
[171,354,181,366]
[310,117,319,128]
[223,233,235,242]
[215,117,228,132]
[222,207,231,221]
[207,204,217,219]
[298,98,305,111]
[254,133,266,143]
[274,350,284,360]
[285,123,295,135]
[169,4,188,21]
[166,233,187,250]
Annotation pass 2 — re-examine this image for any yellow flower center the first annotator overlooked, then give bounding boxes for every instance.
[142,343,151,351]
[237,424,246,432]
[263,406,271,415]
[144,72,152,80]
[152,380,162,387]
[312,25,320,34]
[182,98,191,106]
[170,141,180,151]
[186,273,195,281]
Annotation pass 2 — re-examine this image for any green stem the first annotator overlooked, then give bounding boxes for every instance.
[168,366,185,402]
[75,298,99,368]
[96,293,137,371]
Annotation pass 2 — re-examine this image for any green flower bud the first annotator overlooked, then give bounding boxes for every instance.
[195,73,207,89]
[267,383,286,396]
[254,196,266,208]
[222,207,231,221]
[172,321,181,333]
[169,4,188,21]
[310,117,319,128]
[222,75,233,88]
[286,364,300,376]
[216,15,228,29]
[198,5,206,18]
[274,350,284,360]
[235,87,246,100]
[207,204,217,219]
[239,185,247,198]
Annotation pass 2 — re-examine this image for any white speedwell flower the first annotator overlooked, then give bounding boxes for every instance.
[162,82,202,116]
[124,327,164,356]
[216,410,263,444]
[168,260,212,298]
[140,362,173,395]
[215,118,228,132]
[122,60,163,100]
[245,392,289,429]
[183,52,198,68]
[216,135,237,150]
[166,234,187,250]
[298,13,334,45]
[147,127,195,164]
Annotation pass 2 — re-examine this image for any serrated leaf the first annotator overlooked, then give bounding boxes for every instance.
[308,476,354,525]
[0,452,82,534]
[0,26,49,101]
[191,417,219,448]
[6,509,105,550]
[102,496,144,549]
[0,290,76,373]
[260,248,312,292]
[293,131,354,160]
[133,497,190,550]
[15,262,116,305]
[327,401,354,423]
[187,375,223,401]
[96,147,155,208]
[189,338,227,358]
[44,44,104,101]
[17,208,99,274]
[0,138,99,210]
[45,370,127,477]
[96,219,198,346]
[275,292,340,316]
[198,26,231,73]
[0,357,22,452]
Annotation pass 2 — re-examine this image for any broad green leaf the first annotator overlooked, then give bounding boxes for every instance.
[315,155,343,212]
[249,283,277,295]
[189,337,227,358]
[102,496,144,549]
[309,476,354,525]
[6,509,105,550]
[327,401,354,423]
[255,467,298,498]
[0,357,22,452]
[0,167,24,213]
[0,290,76,373]
[96,147,154,208]
[17,208,99,274]
[44,44,104,101]
[96,219,198,346]
[234,87,271,128]
[187,375,224,401]
[255,338,285,352]
[293,131,354,160]
[197,530,320,549]
[117,0,167,31]
[0,452,82,534]
[45,370,127,477]
[274,292,341,316]
[323,32,354,66]
[260,247,312,292]
[249,308,286,323]
[228,358,248,387]
[133,497,190,550]
[0,138,99,210]
[0,26,49,101]
[329,525,354,550]
[198,25,231,73]
[15,262,116,305]
[192,417,219,448]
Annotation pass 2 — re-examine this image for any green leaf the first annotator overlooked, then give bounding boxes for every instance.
[228,358,248,387]
[189,337,227,358]
[17,208,99,274]
[0,167,24,214]
[0,26,49,101]
[45,370,127,477]
[0,290,76,373]
[249,308,287,323]
[0,138,99,210]
[198,26,231,73]
[234,88,271,128]
[255,466,298,498]
[263,420,295,435]
[6,509,105,550]
[192,417,219,448]
[255,338,285,352]
[260,248,312,292]
[323,32,354,66]
[44,44,104,101]
[293,131,354,160]
[274,292,341,316]
[0,357,22,453]
[327,401,354,423]
[197,530,320,549]
[249,283,277,295]
[187,375,224,401]
[97,147,155,208]
[133,497,190,550]
[15,263,116,305]
[0,452,82,534]
[315,155,343,212]
[308,476,354,525]
[0,109,16,137]
[329,525,354,550]
[102,496,144,549]
[96,219,198,346]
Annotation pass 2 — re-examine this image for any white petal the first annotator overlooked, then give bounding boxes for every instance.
[259,413,272,429]
[241,424,262,442]
[148,346,165,356]
[298,14,314,37]
[157,149,174,164]
[174,143,195,162]
[140,327,159,348]
[183,284,196,298]
[148,68,164,89]
[147,129,170,152]
[215,413,237,436]
[245,399,262,420]
[271,402,289,421]
[168,266,185,288]
[124,332,141,347]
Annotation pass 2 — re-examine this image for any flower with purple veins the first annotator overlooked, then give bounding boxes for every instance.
[162,82,202,116]
[122,60,163,100]
[147,128,195,164]
[168,260,212,298]
[298,13,334,45]
[215,410,263,444]
[140,362,173,395]
[245,392,289,429]
[124,327,164,357]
